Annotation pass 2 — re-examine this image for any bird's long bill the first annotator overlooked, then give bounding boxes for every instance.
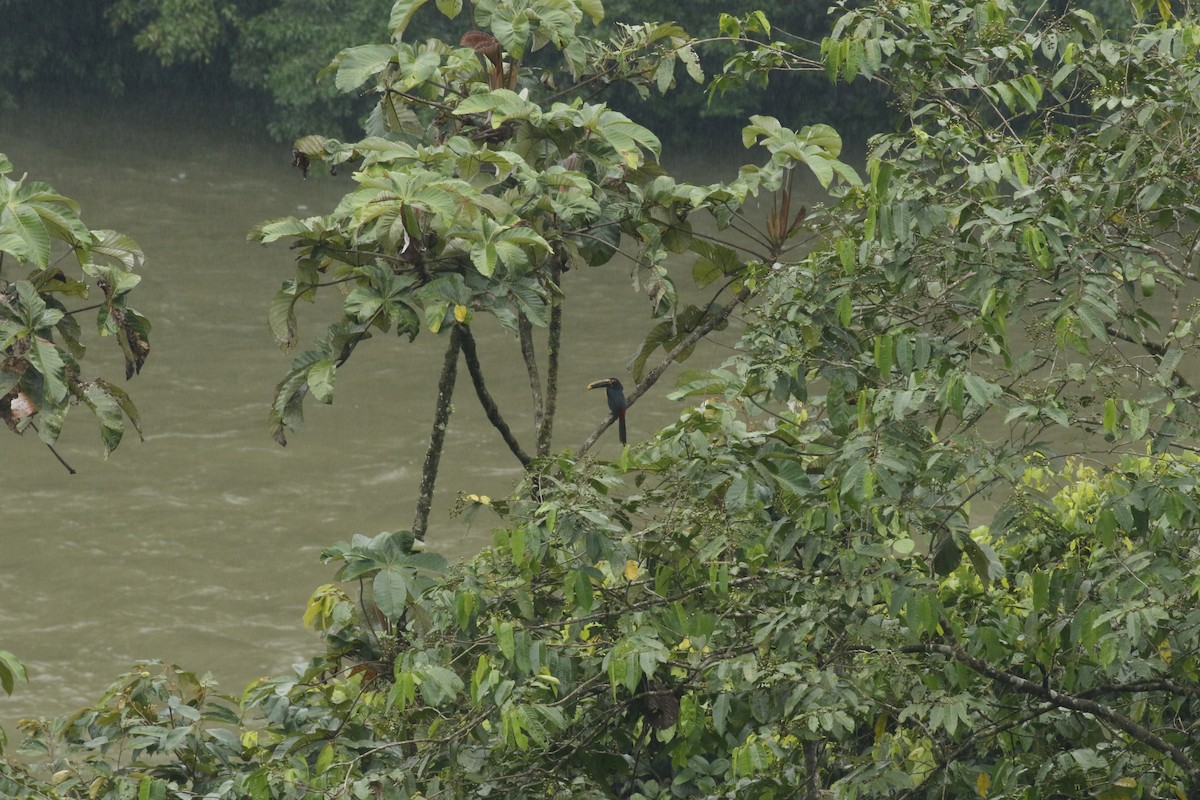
[587,378,614,390]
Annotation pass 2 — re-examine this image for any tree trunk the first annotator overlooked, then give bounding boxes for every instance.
[412,327,463,540]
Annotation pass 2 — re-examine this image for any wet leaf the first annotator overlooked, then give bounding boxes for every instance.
[374,567,412,620]
[308,358,336,404]
[335,44,397,93]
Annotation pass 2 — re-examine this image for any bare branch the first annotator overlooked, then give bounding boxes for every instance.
[459,324,531,467]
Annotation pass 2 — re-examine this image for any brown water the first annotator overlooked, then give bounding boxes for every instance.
[0,96,786,729]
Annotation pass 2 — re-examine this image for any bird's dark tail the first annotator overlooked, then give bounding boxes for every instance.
[618,413,627,445]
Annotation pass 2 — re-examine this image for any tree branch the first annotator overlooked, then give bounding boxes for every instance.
[537,261,563,457]
[576,287,750,456]
[458,324,532,467]
[412,328,463,540]
[518,313,544,440]
[803,740,822,800]
[1104,323,1193,393]
[904,642,1200,788]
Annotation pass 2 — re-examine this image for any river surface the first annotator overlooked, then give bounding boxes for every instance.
[0,95,810,730]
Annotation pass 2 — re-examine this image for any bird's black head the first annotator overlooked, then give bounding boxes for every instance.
[587,377,622,391]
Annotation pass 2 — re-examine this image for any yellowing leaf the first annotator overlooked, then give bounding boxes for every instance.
[315,742,334,775]
[304,584,347,630]
[1097,776,1139,800]
[874,713,888,741]
[454,304,469,322]
[977,771,990,797]
[624,559,639,581]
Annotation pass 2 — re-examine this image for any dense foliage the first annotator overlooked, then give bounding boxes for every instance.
[8,0,1200,798]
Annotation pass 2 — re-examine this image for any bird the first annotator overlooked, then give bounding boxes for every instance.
[588,377,627,445]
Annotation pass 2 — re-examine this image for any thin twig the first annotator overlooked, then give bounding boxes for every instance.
[26,422,77,474]
[44,438,76,474]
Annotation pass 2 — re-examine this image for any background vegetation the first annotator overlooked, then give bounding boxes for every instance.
[0,0,1132,144]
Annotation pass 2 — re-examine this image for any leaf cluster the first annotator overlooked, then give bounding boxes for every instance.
[0,153,149,459]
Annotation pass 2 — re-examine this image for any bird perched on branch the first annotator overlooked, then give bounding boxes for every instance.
[588,377,627,445]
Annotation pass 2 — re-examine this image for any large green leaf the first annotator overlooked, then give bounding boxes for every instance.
[80,382,126,456]
[0,201,50,267]
[454,89,542,125]
[390,0,432,38]
[335,44,398,93]
[374,566,413,620]
[308,358,337,404]
[0,650,26,696]
[268,285,302,349]
[28,336,67,403]
[95,379,143,442]
[578,0,603,24]
[90,230,146,272]
[435,0,462,18]
[492,6,532,58]
[573,106,661,166]
[394,49,442,92]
